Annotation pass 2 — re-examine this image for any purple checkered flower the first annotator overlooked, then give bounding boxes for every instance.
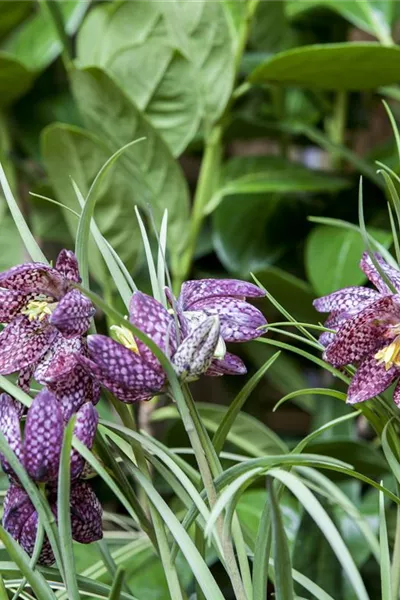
[171,278,267,376]
[0,250,97,416]
[78,291,225,403]
[0,390,102,564]
[314,252,400,404]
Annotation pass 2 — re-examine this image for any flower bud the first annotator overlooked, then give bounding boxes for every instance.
[173,316,220,381]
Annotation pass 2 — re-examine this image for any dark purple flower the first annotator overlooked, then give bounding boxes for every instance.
[314,252,400,404]
[0,250,97,415]
[0,389,101,564]
[78,291,223,403]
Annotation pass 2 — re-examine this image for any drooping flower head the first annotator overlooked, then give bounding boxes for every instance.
[314,252,400,404]
[0,390,102,564]
[0,250,98,417]
[79,279,267,403]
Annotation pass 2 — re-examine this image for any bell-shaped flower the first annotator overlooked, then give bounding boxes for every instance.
[79,291,239,403]
[314,253,400,404]
[0,390,101,564]
[0,250,97,415]
[169,278,267,375]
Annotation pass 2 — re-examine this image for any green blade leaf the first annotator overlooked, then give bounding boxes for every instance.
[108,567,125,600]
[268,478,294,600]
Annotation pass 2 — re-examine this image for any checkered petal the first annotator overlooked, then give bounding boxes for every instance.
[179,278,265,309]
[393,380,400,405]
[346,352,400,404]
[206,352,247,376]
[3,485,35,548]
[323,296,400,367]
[0,263,64,299]
[129,291,177,365]
[50,290,94,337]
[82,335,165,396]
[23,389,64,483]
[70,403,98,479]
[0,315,56,375]
[35,335,81,383]
[173,317,220,380]
[70,481,103,543]
[188,297,267,342]
[313,287,380,313]
[49,365,100,421]
[360,252,400,294]
[0,289,32,322]
[20,508,55,566]
[0,394,23,476]
[55,249,81,283]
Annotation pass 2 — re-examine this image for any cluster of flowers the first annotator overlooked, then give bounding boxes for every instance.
[314,251,400,405]
[0,249,267,564]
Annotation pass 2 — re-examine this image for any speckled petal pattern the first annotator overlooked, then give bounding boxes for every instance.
[0,315,57,375]
[179,279,265,309]
[189,297,267,342]
[347,352,400,404]
[313,287,380,313]
[0,288,31,322]
[173,317,220,379]
[84,335,165,393]
[50,290,94,337]
[55,249,81,283]
[360,252,400,294]
[70,481,103,543]
[3,485,35,546]
[70,403,98,479]
[0,394,22,476]
[49,365,100,421]
[0,263,63,298]
[35,335,82,383]
[206,353,247,376]
[20,508,55,566]
[324,296,400,367]
[23,390,64,483]
[129,291,177,364]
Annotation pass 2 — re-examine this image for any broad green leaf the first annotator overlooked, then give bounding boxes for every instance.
[250,43,400,90]
[4,1,88,72]
[69,67,190,267]
[0,215,24,270]
[287,0,394,38]
[0,53,33,106]
[206,156,348,215]
[0,2,32,40]
[77,0,234,154]
[306,224,392,295]
[41,123,141,277]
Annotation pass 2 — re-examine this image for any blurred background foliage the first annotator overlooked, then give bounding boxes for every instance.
[1,1,400,597]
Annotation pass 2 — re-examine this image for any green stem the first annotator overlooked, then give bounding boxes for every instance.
[391,496,400,599]
[356,0,394,45]
[174,126,222,291]
[177,385,248,600]
[327,90,348,169]
[42,0,73,67]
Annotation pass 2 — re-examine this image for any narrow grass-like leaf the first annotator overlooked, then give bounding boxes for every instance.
[0,163,48,263]
[267,478,294,600]
[0,575,7,600]
[11,521,45,600]
[157,209,168,303]
[213,352,281,454]
[75,139,144,288]
[134,206,161,303]
[57,416,80,600]
[379,486,392,600]
[127,463,225,600]
[0,376,32,408]
[253,500,272,600]
[268,468,370,600]
[386,201,400,263]
[381,421,400,486]
[292,411,360,454]
[382,99,400,164]
[274,387,347,412]
[108,567,125,600]
[0,526,56,600]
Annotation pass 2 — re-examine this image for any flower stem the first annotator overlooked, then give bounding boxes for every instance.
[176,384,249,600]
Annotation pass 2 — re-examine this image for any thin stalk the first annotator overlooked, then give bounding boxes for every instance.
[178,385,249,600]
[327,90,348,169]
[41,0,73,67]
[391,493,400,599]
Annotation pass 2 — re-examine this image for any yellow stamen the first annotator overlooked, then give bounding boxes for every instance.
[21,300,52,322]
[375,338,400,370]
[110,324,139,354]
